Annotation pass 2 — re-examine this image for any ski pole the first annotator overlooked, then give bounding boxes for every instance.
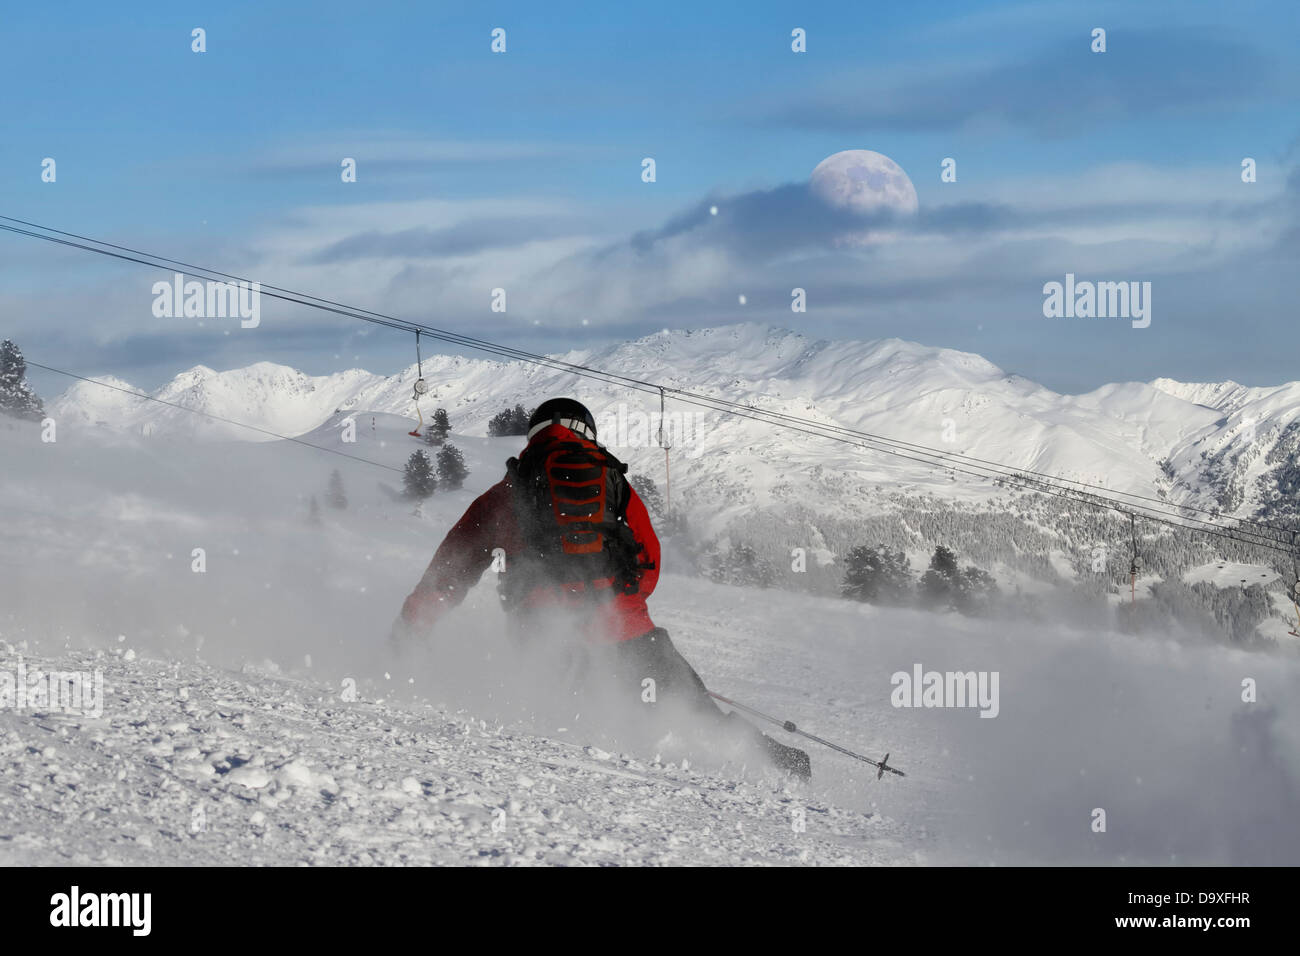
[707,691,904,779]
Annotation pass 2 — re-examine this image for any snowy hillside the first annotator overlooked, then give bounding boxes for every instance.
[1156,378,1300,523]
[53,363,389,440]
[2,413,1298,865]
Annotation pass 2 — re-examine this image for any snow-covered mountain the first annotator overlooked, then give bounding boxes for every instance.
[50,323,1300,529]
[52,362,389,439]
[1151,376,1300,523]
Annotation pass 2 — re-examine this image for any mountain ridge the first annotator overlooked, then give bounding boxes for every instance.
[49,322,1300,526]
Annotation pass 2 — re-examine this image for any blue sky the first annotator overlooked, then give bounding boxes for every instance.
[2,0,1298,394]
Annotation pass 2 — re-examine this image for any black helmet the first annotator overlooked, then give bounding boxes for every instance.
[528,397,597,441]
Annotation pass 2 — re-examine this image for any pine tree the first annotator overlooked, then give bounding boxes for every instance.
[436,443,469,490]
[955,566,1000,615]
[488,403,531,437]
[403,450,437,499]
[843,546,885,602]
[843,546,912,605]
[487,408,512,437]
[514,404,531,434]
[325,469,348,509]
[424,408,451,446]
[629,473,686,539]
[631,474,665,520]
[883,550,914,603]
[0,339,46,421]
[919,545,959,610]
[709,541,775,588]
[930,545,959,576]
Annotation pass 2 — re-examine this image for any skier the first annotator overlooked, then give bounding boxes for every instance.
[393,397,811,780]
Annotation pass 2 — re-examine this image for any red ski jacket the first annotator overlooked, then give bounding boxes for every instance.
[399,425,660,643]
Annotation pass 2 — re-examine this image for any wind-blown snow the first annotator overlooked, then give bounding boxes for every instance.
[2,409,1297,865]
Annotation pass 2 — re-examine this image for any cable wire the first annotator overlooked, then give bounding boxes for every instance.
[6,214,1297,557]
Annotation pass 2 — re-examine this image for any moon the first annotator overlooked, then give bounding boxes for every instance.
[810,149,918,217]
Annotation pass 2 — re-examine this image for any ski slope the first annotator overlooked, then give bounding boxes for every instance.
[0,644,890,866]
[2,412,1299,865]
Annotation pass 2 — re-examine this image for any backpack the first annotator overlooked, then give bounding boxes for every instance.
[504,432,653,601]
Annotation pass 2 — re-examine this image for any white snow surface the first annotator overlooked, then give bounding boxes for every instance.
[1183,562,1279,589]
[2,409,1299,866]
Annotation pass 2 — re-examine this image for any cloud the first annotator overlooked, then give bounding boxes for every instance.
[305,216,589,264]
[246,136,577,179]
[626,184,903,258]
[618,173,1277,261]
[8,152,1299,395]
[235,157,1293,353]
[755,28,1278,137]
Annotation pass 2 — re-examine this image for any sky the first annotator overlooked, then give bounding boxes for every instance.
[2,0,1298,395]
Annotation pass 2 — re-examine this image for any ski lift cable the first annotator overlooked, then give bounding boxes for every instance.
[6,220,1290,557]
[0,218,637,375]
[657,386,671,512]
[1127,512,1142,604]
[0,211,1289,537]
[650,387,1294,551]
[650,393,1300,558]
[0,213,1284,536]
[660,388,1298,543]
[408,330,430,437]
[656,386,668,448]
[0,212,1288,539]
[5,214,1289,554]
[1130,512,1140,568]
[5,215,1298,556]
[22,362,1296,559]
[650,384,1295,552]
